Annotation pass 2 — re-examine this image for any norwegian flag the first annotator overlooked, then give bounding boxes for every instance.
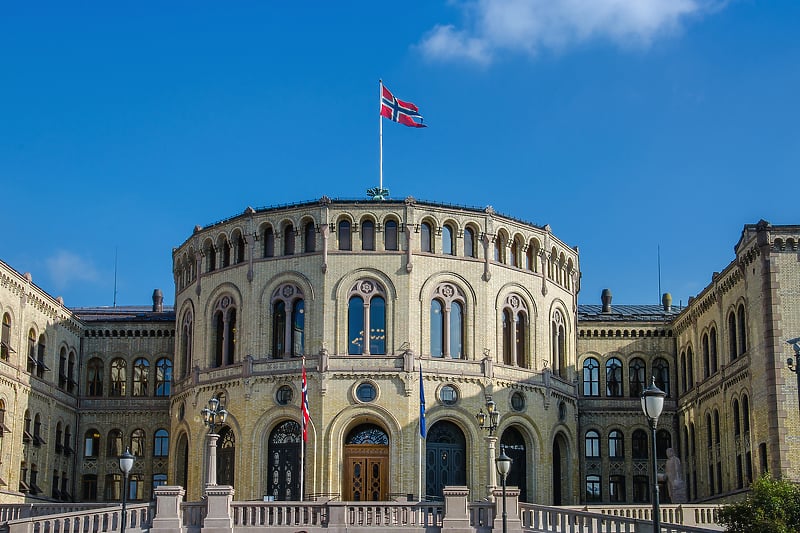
[380,85,426,128]
[302,359,310,442]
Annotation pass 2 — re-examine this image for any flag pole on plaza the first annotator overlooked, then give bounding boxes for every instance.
[300,356,310,501]
[419,363,427,501]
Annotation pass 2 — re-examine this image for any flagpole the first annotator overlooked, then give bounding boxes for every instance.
[300,357,306,502]
[379,79,384,193]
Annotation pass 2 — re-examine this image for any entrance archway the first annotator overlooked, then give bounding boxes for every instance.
[425,421,466,500]
[500,426,528,502]
[552,432,570,505]
[217,426,235,486]
[175,432,188,490]
[343,423,389,501]
[267,420,301,500]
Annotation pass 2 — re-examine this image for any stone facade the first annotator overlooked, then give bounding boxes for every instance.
[0,199,797,509]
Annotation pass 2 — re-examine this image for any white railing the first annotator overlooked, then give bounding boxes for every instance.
[4,503,153,533]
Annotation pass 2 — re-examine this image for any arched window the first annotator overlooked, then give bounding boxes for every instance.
[212,296,237,367]
[494,234,506,263]
[728,311,737,361]
[585,430,600,458]
[686,347,694,389]
[733,399,741,436]
[338,220,352,251]
[64,426,73,455]
[180,311,193,379]
[463,227,476,258]
[501,294,528,367]
[420,222,433,253]
[362,220,375,251]
[304,221,316,253]
[606,357,623,397]
[107,429,123,457]
[442,224,454,255]
[702,333,710,378]
[132,358,149,396]
[130,429,146,456]
[27,329,36,373]
[632,429,648,459]
[706,413,713,449]
[235,232,246,264]
[384,220,398,251]
[583,358,599,396]
[609,430,624,459]
[656,430,671,460]
[263,227,275,257]
[55,422,63,454]
[220,236,231,268]
[271,284,305,357]
[33,414,44,446]
[67,351,77,394]
[155,358,172,396]
[154,429,169,457]
[680,351,687,393]
[737,304,747,355]
[0,313,11,361]
[84,429,100,458]
[528,240,540,272]
[551,311,566,378]
[35,334,46,378]
[110,358,126,396]
[710,327,718,373]
[430,283,466,359]
[283,224,295,256]
[87,358,104,397]
[742,395,750,434]
[510,239,522,268]
[58,347,67,389]
[348,280,386,355]
[653,358,670,397]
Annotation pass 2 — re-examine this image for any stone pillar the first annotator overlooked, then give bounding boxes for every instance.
[441,486,471,533]
[202,485,234,533]
[327,501,347,529]
[492,486,522,533]
[206,433,219,486]
[151,486,185,533]
[486,436,498,498]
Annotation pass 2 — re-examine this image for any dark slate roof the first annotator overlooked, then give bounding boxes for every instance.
[72,306,176,323]
[577,304,681,323]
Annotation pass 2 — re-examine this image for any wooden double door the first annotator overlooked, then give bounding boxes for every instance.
[343,444,389,501]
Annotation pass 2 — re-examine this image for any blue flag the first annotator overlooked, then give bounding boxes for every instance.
[419,364,427,438]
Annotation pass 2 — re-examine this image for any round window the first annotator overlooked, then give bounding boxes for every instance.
[276,385,294,405]
[356,382,377,403]
[511,391,525,412]
[439,384,459,406]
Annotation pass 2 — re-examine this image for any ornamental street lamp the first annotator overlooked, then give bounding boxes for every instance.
[786,338,800,421]
[641,377,666,533]
[118,448,134,533]
[201,397,228,486]
[476,397,501,497]
[495,449,512,533]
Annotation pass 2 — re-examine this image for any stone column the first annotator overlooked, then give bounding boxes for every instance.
[486,435,498,498]
[206,433,219,486]
[151,486,185,533]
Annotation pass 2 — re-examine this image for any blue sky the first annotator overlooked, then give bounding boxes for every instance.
[2,1,798,309]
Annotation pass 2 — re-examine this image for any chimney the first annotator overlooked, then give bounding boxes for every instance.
[662,292,672,313]
[152,289,164,313]
[601,288,612,313]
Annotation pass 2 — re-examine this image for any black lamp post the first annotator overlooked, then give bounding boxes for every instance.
[495,449,512,533]
[786,338,800,420]
[476,398,500,435]
[201,397,228,486]
[118,448,134,533]
[641,377,666,533]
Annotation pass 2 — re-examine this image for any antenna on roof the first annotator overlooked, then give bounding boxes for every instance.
[113,247,118,308]
[657,245,662,305]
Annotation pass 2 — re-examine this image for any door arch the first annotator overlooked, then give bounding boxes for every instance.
[425,420,466,500]
[217,426,235,487]
[343,423,389,501]
[552,432,571,505]
[175,432,189,490]
[500,426,528,502]
[267,420,301,500]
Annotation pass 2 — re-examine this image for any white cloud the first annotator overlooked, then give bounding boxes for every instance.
[419,0,724,64]
[46,250,101,289]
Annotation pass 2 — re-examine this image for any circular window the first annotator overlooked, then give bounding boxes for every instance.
[276,385,294,405]
[439,384,459,406]
[510,391,526,412]
[355,382,377,403]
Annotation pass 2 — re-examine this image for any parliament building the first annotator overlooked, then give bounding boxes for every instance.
[1,197,799,507]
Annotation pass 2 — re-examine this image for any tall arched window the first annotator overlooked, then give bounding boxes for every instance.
[511,239,522,267]
[338,220,352,251]
[107,429,123,457]
[585,430,600,458]
[430,283,466,359]
[154,429,169,457]
[235,232,246,264]
[283,224,295,256]
[732,399,741,436]
[110,359,126,396]
[686,347,694,390]
[653,358,670,397]
[494,234,506,263]
[361,220,375,251]
[36,334,46,378]
[609,430,624,459]
[0,313,11,361]
[629,358,645,397]
[84,429,100,458]
[737,304,747,355]
[551,311,566,378]
[272,284,305,357]
[501,294,528,367]
[442,224,454,255]
[463,227,476,258]
[710,326,718,373]
[263,227,275,257]
[384,220,398,251]
[348,280,387,355]
[87,358,103,396]
[180,311,193,379]
[155,358,172,397]
[583,358,599,396]
[132,358,149,396]
[680,351,687,393]
[702,333,710,378]
[606,357,623,397]
[212,296,237,367]
[728,311,737,361]
[59,347,67,389]
[632,429,648,459]
[130,429,146,457]
[420,222,433,253]
[303,221,316,253]
[27,329,36,374]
